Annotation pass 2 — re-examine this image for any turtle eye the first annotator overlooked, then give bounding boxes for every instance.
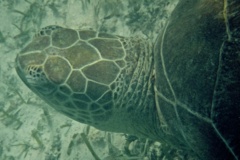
[25,65,48,86]
[25,65,57,95]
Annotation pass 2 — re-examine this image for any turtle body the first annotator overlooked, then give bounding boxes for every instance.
[15,0,240,159]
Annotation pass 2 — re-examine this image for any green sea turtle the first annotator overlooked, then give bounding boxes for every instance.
[15,0,240,159]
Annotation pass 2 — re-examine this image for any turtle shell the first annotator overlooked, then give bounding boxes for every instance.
[154,0,240,159]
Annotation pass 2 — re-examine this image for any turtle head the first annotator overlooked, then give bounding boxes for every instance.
[15,26,155,133]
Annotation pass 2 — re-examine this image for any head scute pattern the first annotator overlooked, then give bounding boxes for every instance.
[16,25,153,128]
